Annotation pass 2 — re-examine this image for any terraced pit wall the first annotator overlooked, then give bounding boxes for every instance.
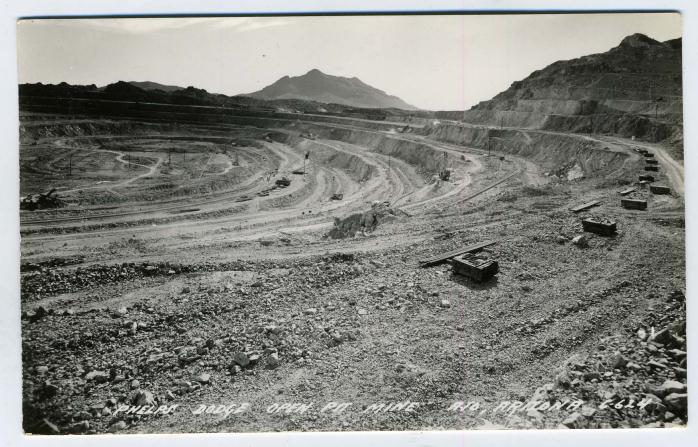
[21,98,639,182]
[297,139,375,184]
[423,123,640,180]
[21,103,453,182]
[324,127,451,178]
[255,124,449,182]
[456,96,683,144]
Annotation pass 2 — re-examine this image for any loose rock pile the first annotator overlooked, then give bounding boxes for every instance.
[327,201,408,239]
[515,290,687,429]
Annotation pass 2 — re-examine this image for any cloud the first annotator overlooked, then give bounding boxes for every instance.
[233,18,291,32]
[45,17,291,35]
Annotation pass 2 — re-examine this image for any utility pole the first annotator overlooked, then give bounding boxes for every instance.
[68,153,72,177]
[168,148,172,165]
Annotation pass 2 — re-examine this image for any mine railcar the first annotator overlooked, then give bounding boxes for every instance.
[650,185,671,195]
[452,253,499,282]
[621,198,647,210]
[582,218,617,236]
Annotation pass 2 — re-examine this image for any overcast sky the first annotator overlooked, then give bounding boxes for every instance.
[17,13,681,110]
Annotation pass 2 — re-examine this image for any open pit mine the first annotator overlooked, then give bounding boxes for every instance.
[19,33,685,434]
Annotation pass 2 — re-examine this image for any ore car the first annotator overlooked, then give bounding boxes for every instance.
[452,253,499,282]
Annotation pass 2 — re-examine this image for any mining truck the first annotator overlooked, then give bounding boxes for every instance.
[275,177,291,188]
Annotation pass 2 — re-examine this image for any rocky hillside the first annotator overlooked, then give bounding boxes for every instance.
[246,68,417,110]
[461,34,683,145]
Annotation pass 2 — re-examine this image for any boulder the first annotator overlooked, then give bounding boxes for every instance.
[108,421,127,433]
[193,372,211,384]
[266,353,280,369]
[610,352,628,369]
[663,393,687,415]
[571,235,588,247]
[85,370,109,383]
[231,352,250,368]
[561,412,583,428]
[658,380,687,397]
[131,390,156,406]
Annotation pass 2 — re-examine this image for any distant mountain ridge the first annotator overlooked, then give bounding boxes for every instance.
[246,69,417,110]
[126,81,185,92]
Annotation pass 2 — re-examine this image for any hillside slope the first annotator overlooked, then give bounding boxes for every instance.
[460,34,683,145]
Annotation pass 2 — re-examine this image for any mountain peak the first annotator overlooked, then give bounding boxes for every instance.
[126,80,185,93]
[247,69,417,110]
[619,33,661,48]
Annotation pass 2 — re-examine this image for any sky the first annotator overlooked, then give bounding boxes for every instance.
[17,13,682,111]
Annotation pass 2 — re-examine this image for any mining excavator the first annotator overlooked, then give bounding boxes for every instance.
[20,188,62,211]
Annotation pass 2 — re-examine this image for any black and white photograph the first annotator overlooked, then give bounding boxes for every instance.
[8,8,690,440]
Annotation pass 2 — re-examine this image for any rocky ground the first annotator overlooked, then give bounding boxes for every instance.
[20,174,686,434]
